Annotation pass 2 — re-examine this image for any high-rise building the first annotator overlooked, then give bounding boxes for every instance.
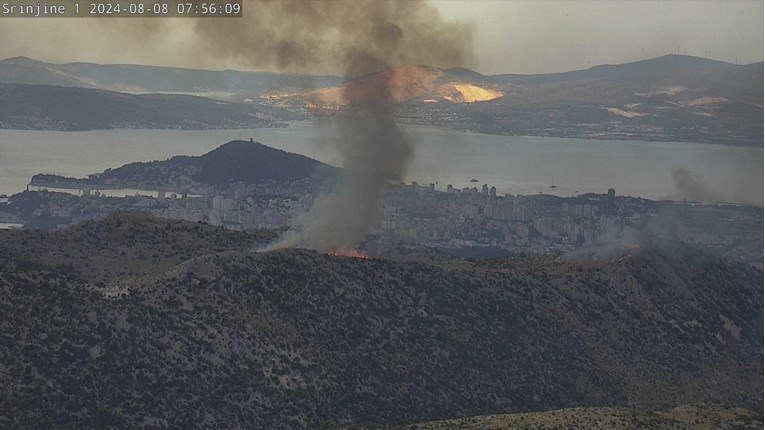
[605,188,616,214]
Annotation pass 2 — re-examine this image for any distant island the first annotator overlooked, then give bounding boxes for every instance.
[29,140,339,193]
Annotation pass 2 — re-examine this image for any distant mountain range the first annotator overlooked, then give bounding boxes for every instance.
[0,83,299,130]
[0,212,761,428]
[0,56,343,94]
[0,55,761,145]
[31,140,339,190]
[262,56,763,146]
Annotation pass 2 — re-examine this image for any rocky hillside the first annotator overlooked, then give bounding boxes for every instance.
[0,213,761,428]
[0,212,279,283]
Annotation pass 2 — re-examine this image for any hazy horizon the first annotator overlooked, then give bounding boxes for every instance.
[2,51,761,77]
[0,0,760,75]
[436,0,763,74]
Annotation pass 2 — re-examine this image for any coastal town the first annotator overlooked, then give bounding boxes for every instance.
[1,174,760,267]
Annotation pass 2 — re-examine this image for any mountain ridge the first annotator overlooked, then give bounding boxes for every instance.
[3,54,757,84]
[487,54,753,84]
[0,212,761,428]
[0,56,344,94]
[1,55,760,145]
[256,55,762,146]
[0,83,298,130]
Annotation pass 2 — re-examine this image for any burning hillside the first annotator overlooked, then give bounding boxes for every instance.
[439,82,504,102]
[326,250,369,260]
[306,66,445,106]
[262,65,504,110]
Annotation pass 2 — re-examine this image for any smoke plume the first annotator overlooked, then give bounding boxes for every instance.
[4,1,474,251]
[190,0,473,76]
[671,167,723,203]
[71,0,473,252]
[211,0,473,251]
[274,112,414,251]
[560,226,644,262]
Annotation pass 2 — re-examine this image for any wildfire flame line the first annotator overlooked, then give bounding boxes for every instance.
[326,250,369,260]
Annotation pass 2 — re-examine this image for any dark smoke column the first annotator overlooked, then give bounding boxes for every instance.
[189,0,473,251]
[282,84,413,251]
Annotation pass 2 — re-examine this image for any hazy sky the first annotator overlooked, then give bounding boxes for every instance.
[0,0,761,75]
[435,0,764,74]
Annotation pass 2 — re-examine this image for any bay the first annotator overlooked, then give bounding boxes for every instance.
[0,121,761,204]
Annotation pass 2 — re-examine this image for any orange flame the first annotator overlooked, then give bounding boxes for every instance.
[326,250,369,260]
[616,243,643,262]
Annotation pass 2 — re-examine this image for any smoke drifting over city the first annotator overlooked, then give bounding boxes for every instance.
[671,167,723,203]
[81,0,475,252]
[274,113,415,251]
[15,0,474,253]
[195,0,473,251]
